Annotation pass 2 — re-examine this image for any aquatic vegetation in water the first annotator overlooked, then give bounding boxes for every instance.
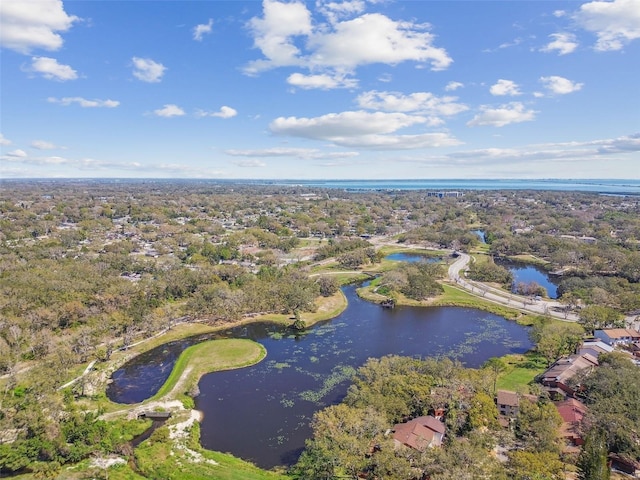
[299,365,357,404]
[280,398,295,408]
[269,361,291,370]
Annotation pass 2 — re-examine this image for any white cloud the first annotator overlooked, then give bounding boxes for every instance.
[31,140,62,150]
[440,133,640,166]
[269,110,461,149]
[48,97,120,108]
[445,81,463,91]
[308,13,452,72]
[0,133,12,146]
[553,10,567,18]
[231,159,268,168]
[153,104,185,117]
[467,102,537,127]
[244,0,313,74]
[6,149,27,157]
[574,0,640,51]
[244,1,452,79]
[132,57,166,83]
[0,0,79,54]
[317,0,365,24]
[541,32,579,55]
[193,18,213,41]
[196,106,238,118]
[357,90,468,118]
[29,56,77,81]
[540,76,584,94]
[225,147,360,159]
[287,72,358,89]
[489,79,521,96]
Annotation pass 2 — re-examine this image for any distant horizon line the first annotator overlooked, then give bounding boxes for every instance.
[2,177,639,182]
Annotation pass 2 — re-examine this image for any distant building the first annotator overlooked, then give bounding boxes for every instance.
[426,191,464,198]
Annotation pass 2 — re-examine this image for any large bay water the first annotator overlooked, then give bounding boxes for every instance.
[107,283,532,469]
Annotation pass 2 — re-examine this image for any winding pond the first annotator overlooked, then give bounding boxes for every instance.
[107,283,533,469]
[497,259,560,299]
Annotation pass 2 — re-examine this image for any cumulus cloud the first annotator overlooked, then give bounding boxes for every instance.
[490,79,521,96]
[132,57,166,82]
[31,140,62,150]
[541,33,579,55]
[308,13,452,72]
[356,90,468,125]
[47,97,120,107]
[6,149,27,157]
[445,81,464,91]
[540,76,584,94]
[317,0,365,24]
[245,0,313,74]
[269,110,461,149]
[0,0,79,54]
[196,106,238,118]
[29,56,77,81]
[244,0,452,81]
[467,102,537,127]
[574,0,640,51]
[193,18,213,41]
[153,104,185,117]
[287,72,358,89]
[0,133,11,146]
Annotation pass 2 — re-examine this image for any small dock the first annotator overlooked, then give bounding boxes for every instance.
[137,411,172,420]
[380,298,395,309]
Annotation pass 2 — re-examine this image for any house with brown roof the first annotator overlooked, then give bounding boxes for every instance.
[391,415,446,451]
[539,353,599,398]
[595,328,640,347]
[555,398,587,447]
[496,390,537,418]
[578,340,614,358]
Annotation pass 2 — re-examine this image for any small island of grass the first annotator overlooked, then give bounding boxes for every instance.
[153,338,267,402]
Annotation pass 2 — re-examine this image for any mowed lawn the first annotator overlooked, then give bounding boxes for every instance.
[497,352,548,392]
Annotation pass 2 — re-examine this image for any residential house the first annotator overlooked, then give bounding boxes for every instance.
[539,353,599,398]
[555,398,587,447]
[496,390,537,417]
[391,415,446,451]
[594,328,640,347]
[578,340,614,359]
[609,453,640,477]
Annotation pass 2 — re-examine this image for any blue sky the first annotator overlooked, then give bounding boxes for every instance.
[1,0,639,179]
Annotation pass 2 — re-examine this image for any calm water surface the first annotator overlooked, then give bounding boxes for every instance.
[107,284,532,469]
[385,252,440,263]
[497,259,559,299]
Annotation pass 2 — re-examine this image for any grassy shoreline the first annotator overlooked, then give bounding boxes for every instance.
[151,338,267,402]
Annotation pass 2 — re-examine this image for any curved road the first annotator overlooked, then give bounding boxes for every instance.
[448,252,580,322]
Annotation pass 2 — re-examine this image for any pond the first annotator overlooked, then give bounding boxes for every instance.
[497,259,559,299]
[472,230,487,244]
[385,252,441,263]
[107,284,532,469]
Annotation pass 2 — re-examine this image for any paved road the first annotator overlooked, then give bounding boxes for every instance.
[447,252,580,321]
